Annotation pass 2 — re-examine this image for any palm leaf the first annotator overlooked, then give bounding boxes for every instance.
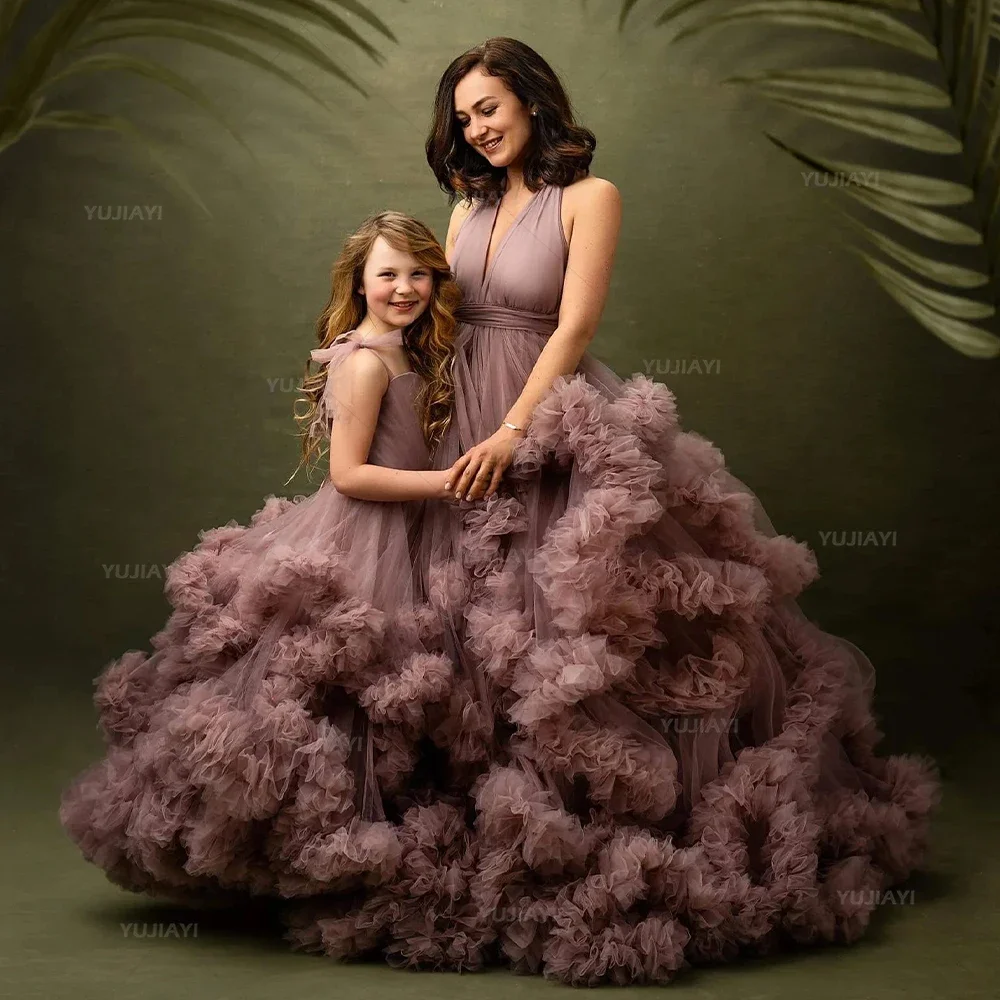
[844,215,990,289]
[855,250,1000,357]
[237,0,396,53]
[842,183,982,245]
[956,0,992,126]
[620,0,925,31]
[724,67,952,109]
[66,22,334,113]
[106,0,397,61]
[752,92,963,153]
[0,93,42,153]
[0,0,30,47]
[0,0,115,136]
[666,2,939,61]
[623,0,1000,359]
[857,249,994,320]
[30,108,213,217]
[1,0,391,215]
[91,1,369,96]
[764,132,974,205]
[37,52,259,165]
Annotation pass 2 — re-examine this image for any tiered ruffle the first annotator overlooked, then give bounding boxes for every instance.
[61,372,940,986]
[281,372,939,983]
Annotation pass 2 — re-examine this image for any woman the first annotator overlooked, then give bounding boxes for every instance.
[378,35,940,984]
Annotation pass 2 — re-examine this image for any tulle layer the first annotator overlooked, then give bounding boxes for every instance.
[61,347,940,986]
[60,483,462,900]
[374,339,939,984]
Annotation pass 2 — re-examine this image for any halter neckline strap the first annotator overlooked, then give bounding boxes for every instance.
[310,327,404,367]
[308,327,407,435]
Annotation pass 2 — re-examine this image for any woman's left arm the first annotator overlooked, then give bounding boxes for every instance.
[448,178,623,502]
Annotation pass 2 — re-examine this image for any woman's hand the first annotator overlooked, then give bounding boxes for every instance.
[446,425,523,502]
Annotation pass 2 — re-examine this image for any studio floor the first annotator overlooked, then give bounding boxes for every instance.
[5,677,996,1000]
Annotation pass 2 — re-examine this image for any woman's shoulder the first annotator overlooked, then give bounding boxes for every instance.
[561,173,619,206]
[450,194,476,225]
[447,195,477,255]
[560,175,621,245]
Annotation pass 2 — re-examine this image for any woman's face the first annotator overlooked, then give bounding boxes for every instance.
[357,236,433,331]
[453,65,534,169]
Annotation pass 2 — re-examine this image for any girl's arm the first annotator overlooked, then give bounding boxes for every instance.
[327,348,449,502]
[449,178,623,502]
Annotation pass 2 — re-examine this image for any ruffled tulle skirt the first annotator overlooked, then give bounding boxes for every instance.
[59,482,462,900]
[61,326,941,985]
[290,321,943,984]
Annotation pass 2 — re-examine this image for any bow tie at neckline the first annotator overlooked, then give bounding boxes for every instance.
[310,327,404,365]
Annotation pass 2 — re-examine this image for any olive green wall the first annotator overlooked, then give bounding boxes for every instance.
[1,1,995,765]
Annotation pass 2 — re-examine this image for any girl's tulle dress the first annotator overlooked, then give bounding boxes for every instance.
[60,329,461,900]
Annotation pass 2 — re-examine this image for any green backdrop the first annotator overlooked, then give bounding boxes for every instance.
[3,2,995,762]
[2,3,999,999]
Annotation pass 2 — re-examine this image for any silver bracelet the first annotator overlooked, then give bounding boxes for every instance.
[502,420,525,432]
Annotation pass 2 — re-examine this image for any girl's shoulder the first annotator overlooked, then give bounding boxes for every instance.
[321,328,412,381]
[332,341,402,385]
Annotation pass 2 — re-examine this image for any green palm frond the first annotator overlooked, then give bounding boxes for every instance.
[0,0,398,215]
[39,52,258,164]
[31,108,212,215]
[66,23,336,114]
[0,0,31,43]
[620,0,1000,359]
[844,215,991,288]
[725,67,953,109]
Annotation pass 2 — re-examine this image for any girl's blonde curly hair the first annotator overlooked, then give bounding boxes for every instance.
[291,211,462,483]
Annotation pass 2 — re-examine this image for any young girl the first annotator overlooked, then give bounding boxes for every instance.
[59,211,468,903]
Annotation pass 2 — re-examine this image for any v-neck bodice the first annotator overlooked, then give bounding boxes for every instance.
[479,185,542,286]
[451,182,569,315]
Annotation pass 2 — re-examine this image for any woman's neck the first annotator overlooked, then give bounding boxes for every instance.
[504,166,529,198]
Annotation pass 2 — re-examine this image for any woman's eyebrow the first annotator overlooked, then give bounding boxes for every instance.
[456,96,494,116]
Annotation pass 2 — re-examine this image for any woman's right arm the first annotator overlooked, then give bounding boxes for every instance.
[326,349,451,502]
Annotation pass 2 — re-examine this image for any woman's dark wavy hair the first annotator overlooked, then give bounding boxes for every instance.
[426,36,596,206]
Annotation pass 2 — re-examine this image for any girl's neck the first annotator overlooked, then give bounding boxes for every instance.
[356,315,409,338]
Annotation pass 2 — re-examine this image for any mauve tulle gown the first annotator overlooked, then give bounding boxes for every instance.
[287,181,939,983]
[60,187,942,987]
[59,329,463,901]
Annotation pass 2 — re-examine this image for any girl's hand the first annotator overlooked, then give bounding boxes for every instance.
[428,469,478,506]
[446,425,522,502]
[427,469,461,503]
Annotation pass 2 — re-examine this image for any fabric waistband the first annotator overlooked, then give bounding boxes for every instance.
[454,302,559,335]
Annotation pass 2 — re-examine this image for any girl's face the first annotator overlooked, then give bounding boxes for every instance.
[357,236,434,333]
[453,66,534,170]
